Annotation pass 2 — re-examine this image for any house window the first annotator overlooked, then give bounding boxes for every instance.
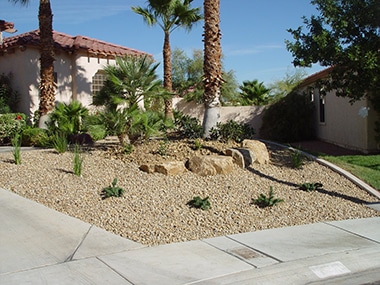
[319,94,325,123]
[308,87,314,102]
[91,70,107,96]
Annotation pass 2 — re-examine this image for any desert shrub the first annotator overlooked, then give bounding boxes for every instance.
[0,113,27,144]
[21,126,51,147]
[209,120,255,143]
[260,91,315,142]
[174,111,203,139]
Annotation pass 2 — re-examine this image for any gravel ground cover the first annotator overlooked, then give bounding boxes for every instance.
[0,137,378,246]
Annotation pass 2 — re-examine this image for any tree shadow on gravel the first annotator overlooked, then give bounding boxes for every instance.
[246,166,299,188]
[314,187,372,205]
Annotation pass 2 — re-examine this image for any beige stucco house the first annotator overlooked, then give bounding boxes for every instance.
[296,67,379,153]
[0,29,148,119]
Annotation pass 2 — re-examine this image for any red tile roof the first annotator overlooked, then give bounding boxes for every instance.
[0,29,149,58]
[297,66,334,88]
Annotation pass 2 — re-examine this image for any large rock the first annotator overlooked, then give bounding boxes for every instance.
[187,155,235,176]
[155,161,187,176]
[226,148,257,168]
[242,140,270,164]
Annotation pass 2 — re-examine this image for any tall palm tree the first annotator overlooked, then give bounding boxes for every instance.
[202,0,222,137]
[8,0,55,128]
[132,0,202,119]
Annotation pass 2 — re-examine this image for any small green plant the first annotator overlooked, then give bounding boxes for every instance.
[73,144,83,176]
[11,133,21,165]
[290,149,303,169]
[101,178,125,199]
[187,196,211,210]
[252,187,284,208]
[192,138,203,150]
[123,143,134,155]
[299,182,323,192]
[52,132,68,154]
[158,140,169,156]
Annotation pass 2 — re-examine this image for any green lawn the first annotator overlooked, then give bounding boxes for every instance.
[321,154,380,190]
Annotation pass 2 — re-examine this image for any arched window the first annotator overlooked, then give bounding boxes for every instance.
[91,70,107,96]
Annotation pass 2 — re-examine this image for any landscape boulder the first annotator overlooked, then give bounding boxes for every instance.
[155,161,187,176]
[187,155,235,176]
[241,139,270,164]
[226,148,256,168]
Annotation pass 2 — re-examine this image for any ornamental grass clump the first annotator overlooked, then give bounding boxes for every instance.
[11,133,21,165]
[73,144,83,176]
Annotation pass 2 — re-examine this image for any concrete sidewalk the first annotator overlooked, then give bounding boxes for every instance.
[1,188,380,284]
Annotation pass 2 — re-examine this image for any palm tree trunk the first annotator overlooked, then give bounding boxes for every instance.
[202,0,222,138]
[163,30,174,120]
[38,0,55,128]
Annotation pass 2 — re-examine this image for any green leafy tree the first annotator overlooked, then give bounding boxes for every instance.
[286,0,379,104]
[268,68,308,100]
[171,48,239,105]
[132,0,202,119]
[238,80,270,106]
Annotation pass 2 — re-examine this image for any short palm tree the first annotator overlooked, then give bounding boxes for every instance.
[8,0,55,128]
[202,0,222,137]
[132,0,202,119]
[239,80,271,106]
[93,55,165,111]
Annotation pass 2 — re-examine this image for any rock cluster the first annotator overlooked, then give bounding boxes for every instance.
[139,139,270,176]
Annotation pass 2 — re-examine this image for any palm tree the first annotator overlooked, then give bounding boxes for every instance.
[239,80,270,106]
[202,0,222,138]
[8,0,55,128]
[132,0,202,119]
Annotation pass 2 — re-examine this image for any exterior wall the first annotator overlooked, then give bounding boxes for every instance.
[0,48,40,116]
[0,47,118,118]
[173,98,265,138]
[73,55,115,109]
[306,87,378,153]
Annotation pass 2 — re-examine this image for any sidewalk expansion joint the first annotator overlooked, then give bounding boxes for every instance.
[96,256,134,284]
[64,225,93,262]
[323,221,380,245]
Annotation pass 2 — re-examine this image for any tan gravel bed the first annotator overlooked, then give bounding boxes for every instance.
[0,139,379,246]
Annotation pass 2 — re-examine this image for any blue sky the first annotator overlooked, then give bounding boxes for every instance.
[2,0,325,86]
